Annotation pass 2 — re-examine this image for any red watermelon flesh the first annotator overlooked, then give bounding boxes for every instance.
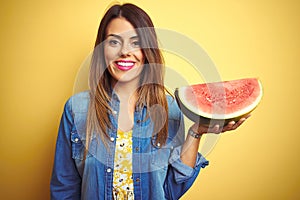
[175,78,262,124]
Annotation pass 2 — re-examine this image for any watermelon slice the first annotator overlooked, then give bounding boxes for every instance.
[174,78,263,125]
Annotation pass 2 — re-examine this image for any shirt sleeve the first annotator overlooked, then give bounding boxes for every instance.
[50,99,81,200]
[164,146,209,200]
[163,110,209,200]
[169,146,209,183]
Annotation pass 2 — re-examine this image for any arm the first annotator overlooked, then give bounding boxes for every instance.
[164,111,250,199]
[50,99,81,200]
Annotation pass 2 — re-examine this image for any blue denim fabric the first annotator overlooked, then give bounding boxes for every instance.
[50,91,209,200]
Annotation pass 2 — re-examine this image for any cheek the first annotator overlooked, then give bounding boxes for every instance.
[104,48,110,65]
[104,47,119,65]
[136,50,145,63]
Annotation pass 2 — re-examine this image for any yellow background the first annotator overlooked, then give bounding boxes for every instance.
[1,0,300,199]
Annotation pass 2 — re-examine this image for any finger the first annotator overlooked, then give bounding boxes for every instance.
[227,121,236,129]
[244,114,252,119]
[222,121,235,132]
[209,124,222,134]
[232,118,246,130]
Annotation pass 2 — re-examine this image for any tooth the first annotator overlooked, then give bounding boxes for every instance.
[118,62,133,67]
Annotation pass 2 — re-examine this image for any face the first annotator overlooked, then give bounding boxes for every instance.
[104,17,145,85]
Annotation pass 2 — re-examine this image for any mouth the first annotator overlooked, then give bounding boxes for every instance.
[114,60,135,71]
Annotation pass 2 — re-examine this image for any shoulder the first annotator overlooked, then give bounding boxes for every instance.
[65,90,90,113]
[166,95,182,120]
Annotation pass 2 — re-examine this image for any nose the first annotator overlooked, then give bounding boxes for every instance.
[119,43,132,56]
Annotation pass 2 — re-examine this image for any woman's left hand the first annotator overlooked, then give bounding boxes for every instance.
[190,114,251,135]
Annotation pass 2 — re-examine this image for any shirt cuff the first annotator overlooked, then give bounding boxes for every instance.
[169,146,209,183]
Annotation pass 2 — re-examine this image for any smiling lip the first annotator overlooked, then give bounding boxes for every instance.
[114,60,135,71]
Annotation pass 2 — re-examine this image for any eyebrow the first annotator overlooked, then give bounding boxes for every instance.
[106,34,139,40]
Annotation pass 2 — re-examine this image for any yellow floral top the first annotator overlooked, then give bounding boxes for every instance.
[113,129,134,200]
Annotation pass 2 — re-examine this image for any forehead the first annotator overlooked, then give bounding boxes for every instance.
[106,17,138,38]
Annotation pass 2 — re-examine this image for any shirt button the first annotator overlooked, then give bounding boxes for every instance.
[110,137,115,142]
[106,168,112,173]
[112,94,118,100]
[135,147,139,152]
[136,178,140,182]
[74,138,79,143]
[112,110,117,115]
[136,120,141,123]
[157,142,161,147]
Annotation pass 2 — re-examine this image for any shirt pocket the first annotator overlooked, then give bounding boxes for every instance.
[71,131,94,160]
[151,137,174,169]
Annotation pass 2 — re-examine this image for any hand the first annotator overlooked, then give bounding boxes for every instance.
[190,114,251,135]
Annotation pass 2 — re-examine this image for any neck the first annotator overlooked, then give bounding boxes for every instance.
[111,79,139,103]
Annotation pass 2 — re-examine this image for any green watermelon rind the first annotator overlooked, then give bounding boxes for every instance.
[174,79,263,125]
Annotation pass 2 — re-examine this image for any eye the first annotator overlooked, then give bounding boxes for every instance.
[108,39,121,47]
[131,40,141,48]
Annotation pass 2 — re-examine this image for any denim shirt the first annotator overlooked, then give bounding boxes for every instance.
[50,91,209,200]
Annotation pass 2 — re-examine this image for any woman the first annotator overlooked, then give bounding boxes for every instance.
[50,3,248,200]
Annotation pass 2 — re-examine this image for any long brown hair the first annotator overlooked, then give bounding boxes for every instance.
[87,3,169,147]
